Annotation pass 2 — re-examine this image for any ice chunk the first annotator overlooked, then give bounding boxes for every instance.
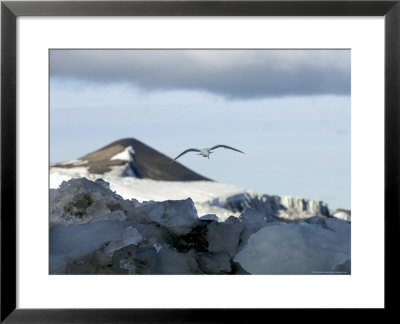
[103,226,143,256]
[130,198,199,235]
[49,177,136,226]
[111,245,201,274]
[94,178,111,189]
[217,192,330,221]
[86,201,111,218]
[331,209,351,222]
[132,223,166,244]
[112,244,157,274]
[239,208,267,224]
[207,222,244,257]
[196,252,232,274]
[224,216,240,224]
[278,196,330,220]
[50,220,135,273]
[234,220,350,274]
[153,248,200,274]
[207,210,268,258]
[199,214,219,222]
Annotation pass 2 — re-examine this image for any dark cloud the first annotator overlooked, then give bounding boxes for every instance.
[50,49,350,99]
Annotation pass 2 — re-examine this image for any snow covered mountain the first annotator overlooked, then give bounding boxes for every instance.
[51,138,209,181]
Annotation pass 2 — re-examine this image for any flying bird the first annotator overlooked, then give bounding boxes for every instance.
[171,145,244,163]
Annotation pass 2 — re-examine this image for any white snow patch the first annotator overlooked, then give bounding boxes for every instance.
[50,166,248,221]
[332,211,351,222]
[50,163,347,223]
[50,166,93,189]
[61,159,88,166]
[111,146,135,161]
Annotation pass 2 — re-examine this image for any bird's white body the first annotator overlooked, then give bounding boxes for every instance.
[199,149,211,158]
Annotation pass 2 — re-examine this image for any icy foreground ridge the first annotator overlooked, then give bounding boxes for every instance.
[49,178,139,226]
[50,178,350,275]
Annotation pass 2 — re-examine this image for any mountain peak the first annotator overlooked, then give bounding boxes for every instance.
[54,138,210,182]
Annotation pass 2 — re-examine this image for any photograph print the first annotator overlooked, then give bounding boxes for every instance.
[49,49,351,275]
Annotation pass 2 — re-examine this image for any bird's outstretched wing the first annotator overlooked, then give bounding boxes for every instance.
[210,145,244,154]
[170,148,201,163]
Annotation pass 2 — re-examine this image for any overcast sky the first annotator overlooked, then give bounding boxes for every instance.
[50,49,351,209]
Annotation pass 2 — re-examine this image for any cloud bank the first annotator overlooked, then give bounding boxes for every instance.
[50,49,350,99]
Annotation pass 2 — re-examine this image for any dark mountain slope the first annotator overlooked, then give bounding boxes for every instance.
[53,138,210,182]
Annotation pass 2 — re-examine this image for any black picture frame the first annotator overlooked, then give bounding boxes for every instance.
[1,0,399,322]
